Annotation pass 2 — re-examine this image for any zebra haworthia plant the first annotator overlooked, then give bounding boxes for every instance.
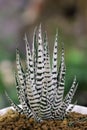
[6,25,78,122]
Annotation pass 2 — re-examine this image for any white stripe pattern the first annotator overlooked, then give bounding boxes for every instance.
[6,25,78,122]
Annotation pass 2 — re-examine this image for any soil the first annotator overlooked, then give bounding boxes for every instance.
[0,109,87,130]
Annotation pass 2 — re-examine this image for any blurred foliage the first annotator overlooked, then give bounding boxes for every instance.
[0,38,15,61]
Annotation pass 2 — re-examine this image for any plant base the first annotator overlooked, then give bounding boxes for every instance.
[0,109,87,130]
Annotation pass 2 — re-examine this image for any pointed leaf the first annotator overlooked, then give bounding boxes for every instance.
[36,24,44,95]
[52,46,66,112]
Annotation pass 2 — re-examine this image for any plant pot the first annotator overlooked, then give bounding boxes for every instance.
[0,104,87,130]
[0,104,87,115]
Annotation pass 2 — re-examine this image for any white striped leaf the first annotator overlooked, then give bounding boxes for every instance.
[43,31,53,102]
[36,24,44,95]
[52,30,58,93]
[52,46,66,112]
[16,49,31,117]
[54,77,78,119]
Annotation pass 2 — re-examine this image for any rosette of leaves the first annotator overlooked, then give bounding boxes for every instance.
[6,25,78,122]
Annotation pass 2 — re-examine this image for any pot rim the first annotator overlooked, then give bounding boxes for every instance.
[0,104,87,116]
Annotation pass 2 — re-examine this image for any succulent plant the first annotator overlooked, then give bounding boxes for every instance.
[6,25,78,122]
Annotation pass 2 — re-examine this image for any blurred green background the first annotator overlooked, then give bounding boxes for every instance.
[0,0,87,109]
